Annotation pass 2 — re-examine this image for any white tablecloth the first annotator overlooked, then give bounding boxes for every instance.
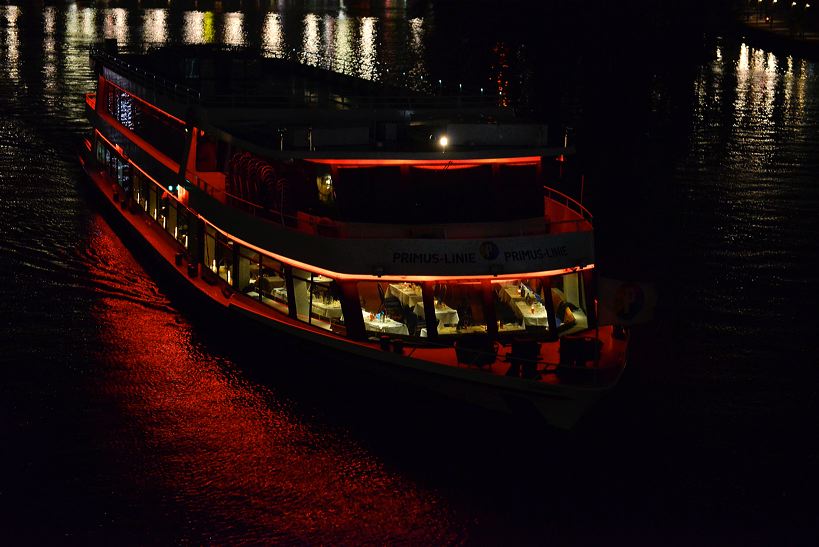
[312,299,343,319]
[362,310,409,335]
[413,302,460,326]
[272,287,288,302]
[499,283,538,304]
[388,283,423,307]
[514,301,549,327]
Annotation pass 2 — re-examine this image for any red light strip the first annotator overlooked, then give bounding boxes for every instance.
[307,157,541,167]
[94,130,590,282]
[102,77,187,126]
[95,109,181,175]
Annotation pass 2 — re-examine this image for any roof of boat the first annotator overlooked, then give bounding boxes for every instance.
[93,44,559,156]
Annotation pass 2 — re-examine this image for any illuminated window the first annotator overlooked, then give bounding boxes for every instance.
[316,174,335,205]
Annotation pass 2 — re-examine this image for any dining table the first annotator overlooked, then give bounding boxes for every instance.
[413,302,460,327]
[311,298,343,319]
[514,300,549,327]
[362,310,409,335]
[388,283,423,307]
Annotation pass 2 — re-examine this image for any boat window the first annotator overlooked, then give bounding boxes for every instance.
[357,282,415,338]
[133,172,149,211]
[203,226,233,285]
[431,281,487,336]
[175,206,190,249]
[333,167,402,223]
[234,247,289,314]
[103,85,186,161]
[552,272,589,336]
[316,173,335,206]
[291,269,344,331]
[309,275,344,332]
[493,278,551,334]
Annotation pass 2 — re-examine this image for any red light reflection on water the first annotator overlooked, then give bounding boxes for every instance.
[84,214,461,543]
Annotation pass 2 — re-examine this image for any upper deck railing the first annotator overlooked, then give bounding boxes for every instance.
[544,186,593,222]
[92,48,202,104]
[91,46,504,113]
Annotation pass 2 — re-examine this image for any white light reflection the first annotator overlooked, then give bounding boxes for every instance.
[143,9,168,46]
[407,17,429,89]
[44,6,56,35]
[104,8,128,45]
[4,5,19,82]
[183,11,205,44]
[80,7,95,39]
[332,15,353,74]
[223,12,245,46]
[43,7,58,94]
[359,17,378,80]
[301,13,321,66]
[262,13,284,57]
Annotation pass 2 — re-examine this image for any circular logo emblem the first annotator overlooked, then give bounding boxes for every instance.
[614,282,645,321]
[479,241,500,260]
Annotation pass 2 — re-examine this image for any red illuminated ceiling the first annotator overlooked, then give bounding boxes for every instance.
[306,157,541,168]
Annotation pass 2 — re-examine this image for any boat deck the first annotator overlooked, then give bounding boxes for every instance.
[83,155,625,392]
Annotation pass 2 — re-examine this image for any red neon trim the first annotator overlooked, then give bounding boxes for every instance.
[94,131,590,282]
[95,108,181,174]
[101,76,187,126]
[409,164,481,171]
[307,157,542,167]
[202,221,596,282]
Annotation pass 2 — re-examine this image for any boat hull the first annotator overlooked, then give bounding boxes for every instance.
[79,153,617,430]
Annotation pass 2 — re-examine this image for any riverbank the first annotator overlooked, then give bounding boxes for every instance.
[736,6,819,57]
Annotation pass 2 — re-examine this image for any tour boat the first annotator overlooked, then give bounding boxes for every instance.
[79,44,627,430]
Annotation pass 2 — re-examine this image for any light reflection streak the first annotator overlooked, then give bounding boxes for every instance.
[104,8,128,45]
[262,12,284,57]
[43,7,57,94]
[183,11,205,44]
[80,7,95,39]
[332,15,352,74]
[222,12,244,46]
[692,41,815,184]
[143,9,168,46]
[44,6,56,35]
[407,17,428,87]
[359,17,378,80]
[4,5,19,82]
[84,214,458,543]
[301,13,321,65]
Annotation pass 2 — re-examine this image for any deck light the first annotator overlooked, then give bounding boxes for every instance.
[439,135,449,148]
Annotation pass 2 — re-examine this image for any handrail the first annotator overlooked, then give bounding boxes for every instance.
[544,185,593,222]
[91,48,202,104]
[91,45,502,111]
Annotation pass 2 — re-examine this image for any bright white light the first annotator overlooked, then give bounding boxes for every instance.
[439,135,449,147]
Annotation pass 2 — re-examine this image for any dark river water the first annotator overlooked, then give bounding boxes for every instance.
[1,1,818,544]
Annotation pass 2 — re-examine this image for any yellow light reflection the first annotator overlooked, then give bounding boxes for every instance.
[203,11,215,44]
